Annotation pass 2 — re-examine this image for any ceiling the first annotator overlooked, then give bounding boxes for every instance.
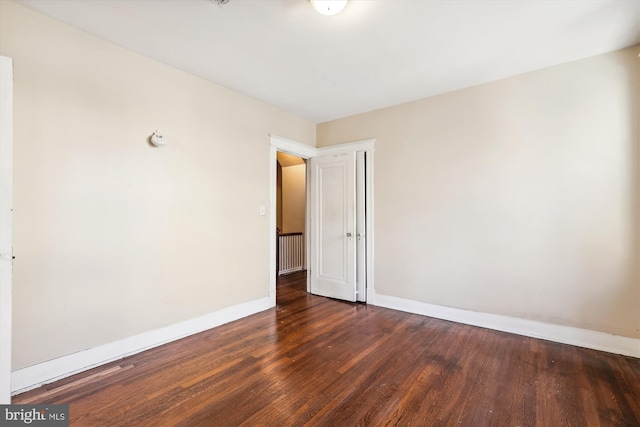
[15,0,640,124]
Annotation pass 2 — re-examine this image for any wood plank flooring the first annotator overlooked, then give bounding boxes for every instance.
[13,271,640,426]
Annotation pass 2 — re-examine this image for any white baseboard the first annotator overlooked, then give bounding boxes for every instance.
[374,293,640,358]
[11,297,273,395]
[12,293,638,395]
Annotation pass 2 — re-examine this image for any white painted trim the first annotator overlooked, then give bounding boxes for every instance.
[374,293,640,358]
[355,152,366,302]
[269,134,317,159]
[11,297,272,394]
[305,154,312,292]
[0,55,14,404]
[364,150,375,304]
[270,135,375,159]
[269,144,278,306]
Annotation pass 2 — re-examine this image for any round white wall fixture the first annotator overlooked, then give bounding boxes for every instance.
[150,131,165,147]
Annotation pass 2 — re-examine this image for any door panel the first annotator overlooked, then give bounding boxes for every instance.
[310,153,356,302]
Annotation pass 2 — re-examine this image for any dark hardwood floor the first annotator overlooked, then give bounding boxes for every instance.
[14,271,640,426]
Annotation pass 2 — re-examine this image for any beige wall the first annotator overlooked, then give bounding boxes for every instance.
[318,46,640,339]
[1,0,638,373]
[281,164,306,233]
[0,1,315,369]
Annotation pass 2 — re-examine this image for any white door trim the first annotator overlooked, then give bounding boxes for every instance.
[269,135,374,305]
[355,151,366,302]
[364,150,375,304]
[0,55,14,404]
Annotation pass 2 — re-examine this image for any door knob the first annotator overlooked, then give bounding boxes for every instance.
[346,233,352,237]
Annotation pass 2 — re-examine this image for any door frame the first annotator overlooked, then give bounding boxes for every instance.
[0,55,14,403]
[269,135,375,305]
[269,135,316,306]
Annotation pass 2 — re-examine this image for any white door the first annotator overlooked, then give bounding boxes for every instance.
[0,55,14,403]
[309,153,357,302]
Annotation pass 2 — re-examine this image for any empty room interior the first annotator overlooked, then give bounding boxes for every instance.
[0,0,639,425]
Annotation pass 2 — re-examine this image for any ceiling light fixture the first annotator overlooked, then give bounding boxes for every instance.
[309,0,348,16]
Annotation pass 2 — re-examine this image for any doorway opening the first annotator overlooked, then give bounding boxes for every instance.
[276,152,307,299]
